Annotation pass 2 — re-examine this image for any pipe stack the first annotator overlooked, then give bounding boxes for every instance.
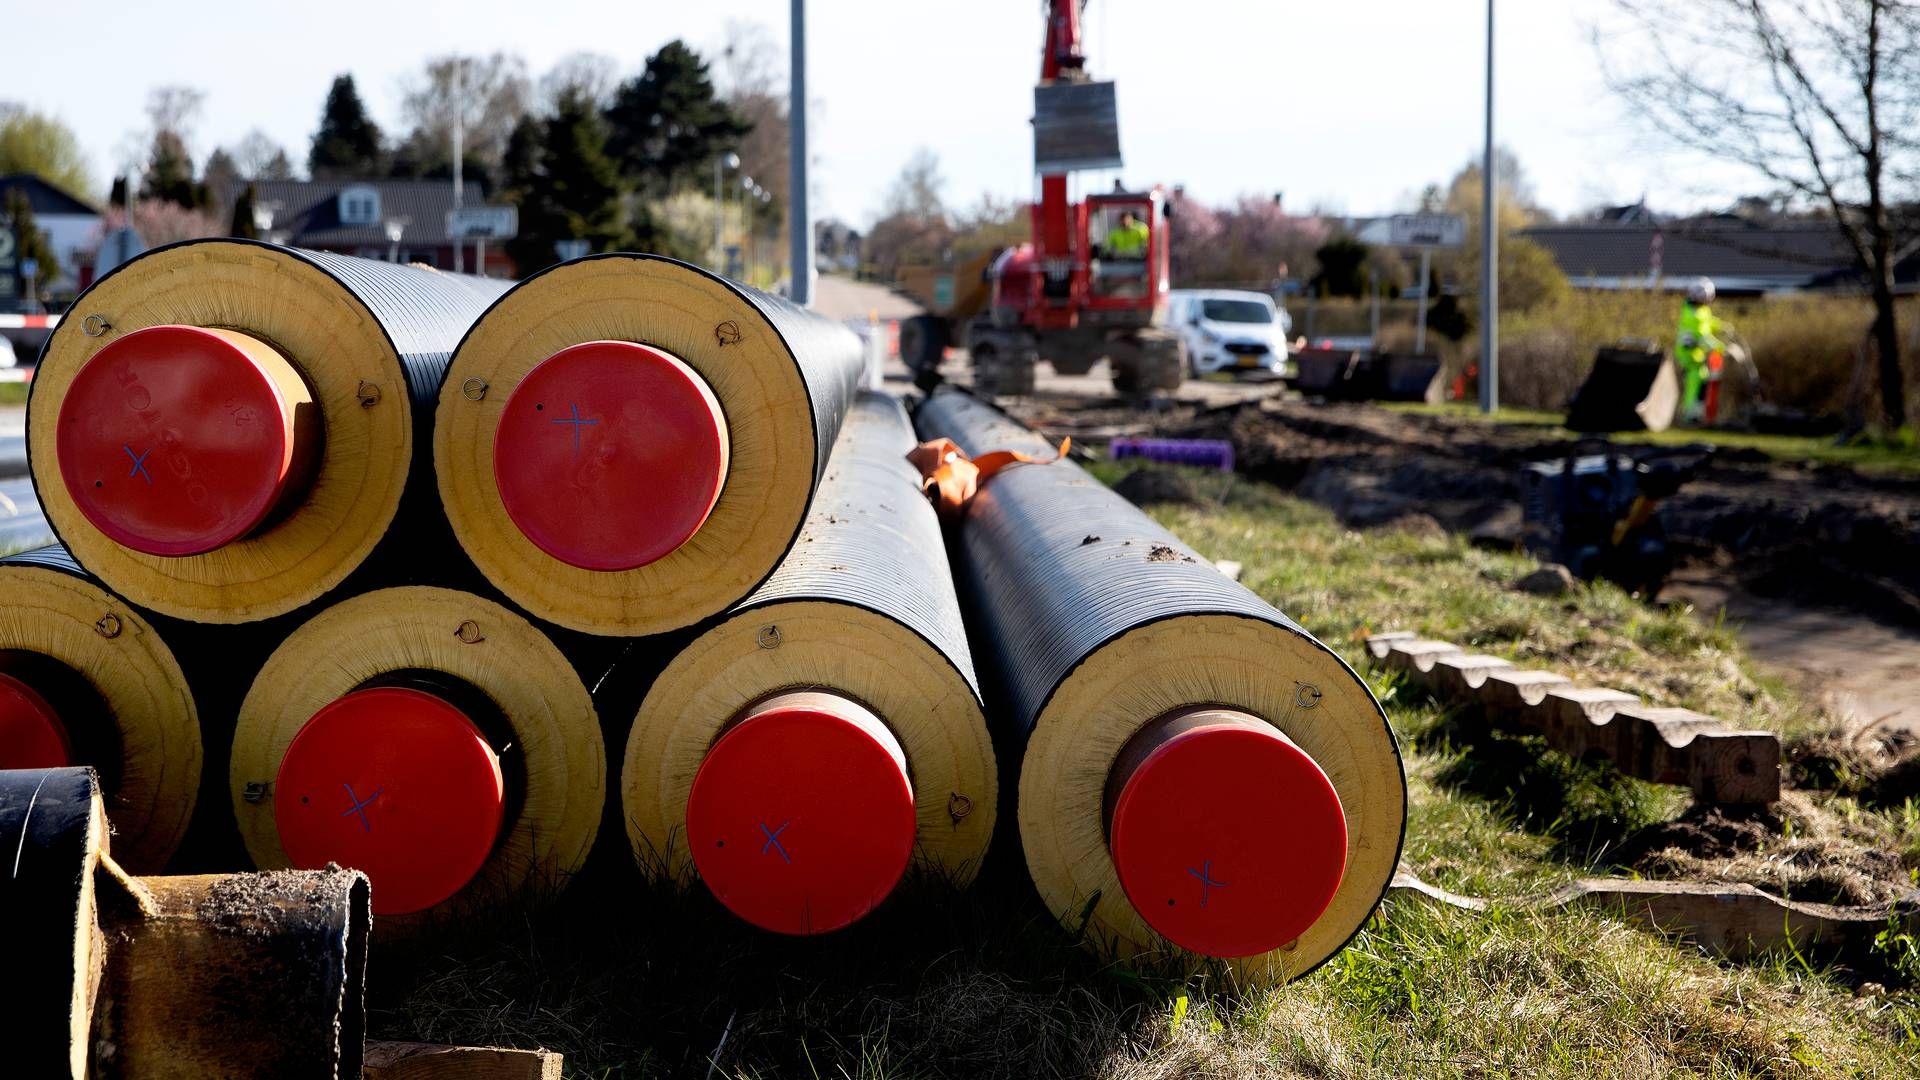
[913,386,1406,983]
[8,234,1403,996]
[24,240,601,921]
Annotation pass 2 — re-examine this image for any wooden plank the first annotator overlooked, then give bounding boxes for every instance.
[1378,638,1462,675]
[1388,870,1912,961]
[364,1042,562,1080]
[1364,633,1780,805]
[1475,669,1573,724]
[1360,630,1417,660]
[1424,652,1516,698]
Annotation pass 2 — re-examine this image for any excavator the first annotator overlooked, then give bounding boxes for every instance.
[898,0,1181,397]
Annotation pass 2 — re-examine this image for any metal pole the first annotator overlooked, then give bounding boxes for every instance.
[476,236,487,277]
[1369,267,1380,347]
[789,0,813,306]
[1480,0,1498,413]
[713,156,724,270]
[453,57,465,274]
[1416,249,1431,354]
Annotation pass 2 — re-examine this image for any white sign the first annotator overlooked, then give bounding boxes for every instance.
[1388,213,1467,249]
[445,206,518,240]
[553,239,592,262]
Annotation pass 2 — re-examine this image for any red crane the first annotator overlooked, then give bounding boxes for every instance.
[902,0,1180,396]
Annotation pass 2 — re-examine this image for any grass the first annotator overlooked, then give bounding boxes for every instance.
[1382,400,1920,475]
[371,466,1920,1078]
[0,380,30,406]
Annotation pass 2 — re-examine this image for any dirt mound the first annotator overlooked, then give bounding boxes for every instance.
[1083,397,1920,627]
[1111,467,1203,507]
[1610,794,1913,906]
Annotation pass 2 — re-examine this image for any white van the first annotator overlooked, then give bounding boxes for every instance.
[1166,290,1290,377]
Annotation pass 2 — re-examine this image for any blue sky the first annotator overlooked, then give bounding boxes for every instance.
[7,0,1756,224]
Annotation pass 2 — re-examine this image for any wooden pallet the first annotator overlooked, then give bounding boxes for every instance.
[1364,632,1780,804]
[1388,871,1918,960]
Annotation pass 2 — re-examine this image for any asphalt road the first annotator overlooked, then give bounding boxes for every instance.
[0,476,52,552]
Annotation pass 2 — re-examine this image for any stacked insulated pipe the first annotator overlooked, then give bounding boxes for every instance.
[230,586,603,920]
[0,546,200,871]
[435,253,867,636]
[623,391,995,934]
[914,386,1406,984]
[29,239,512,622]
[22,240,608,918]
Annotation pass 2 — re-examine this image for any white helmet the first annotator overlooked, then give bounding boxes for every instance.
[1686,278,1715,305]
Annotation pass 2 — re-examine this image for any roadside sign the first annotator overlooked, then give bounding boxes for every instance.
[446,206,518,240]
[1388,213,1467,249]
[19,258,37,278]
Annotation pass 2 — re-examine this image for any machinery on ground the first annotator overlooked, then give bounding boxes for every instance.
[899,0,1180,397]
[1520,439,1715,596]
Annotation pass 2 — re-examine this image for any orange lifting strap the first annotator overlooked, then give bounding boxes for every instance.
[907,437,1071,522]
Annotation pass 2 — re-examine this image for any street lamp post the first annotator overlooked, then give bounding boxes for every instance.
[713,152,741,271]
[385,219,406,263]
[1480,0,1498,414]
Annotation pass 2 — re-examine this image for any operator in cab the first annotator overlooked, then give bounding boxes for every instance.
[1107,210,1150,259]
[1675,277,1730,424]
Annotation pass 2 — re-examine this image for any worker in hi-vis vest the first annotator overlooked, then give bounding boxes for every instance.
[1675,277,1729,424]
[1107,211,1150,258]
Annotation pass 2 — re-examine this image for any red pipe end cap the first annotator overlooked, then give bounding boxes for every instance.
[1109,719,1348,958]
[57,325,302,556]
[493,341,727,572]
[686,693,915,935]
[0,671,71,769]
[274,686,504,916]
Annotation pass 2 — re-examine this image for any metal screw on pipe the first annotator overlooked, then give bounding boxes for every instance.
[455,620,484,644]
[356,380,382,408]
[94,613,122,638]
[461,377,488,401]
[756,625,782,649]
[81,313,111,337]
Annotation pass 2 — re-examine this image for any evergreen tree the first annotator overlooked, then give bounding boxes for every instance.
[230,183,259,240]
[7,188,60,295]
[107,176,128,212]
[142,130,198,209]
[545,90,631,251]
[505,93,644,274]
[201,147,240,201]
[309,75,385,178]
[603,41,750,196]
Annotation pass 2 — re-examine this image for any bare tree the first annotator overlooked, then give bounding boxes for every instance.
[538,52,621,111]
[230,130,294,180]
[1601,0,1920,427]
[884,149,947,222]
[397,53,532,177]
[714,21,789,250]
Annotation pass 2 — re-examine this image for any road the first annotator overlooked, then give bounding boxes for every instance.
[0,476,52,552]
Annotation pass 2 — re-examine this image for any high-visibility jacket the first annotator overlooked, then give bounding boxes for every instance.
[1675,301,1724,366]
[1108,219,1150,258]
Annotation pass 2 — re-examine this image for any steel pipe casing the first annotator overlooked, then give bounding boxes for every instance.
[29,239,510,623]
[1,766,370,1079]
[625,391,995,933]
[913,387,1405,982]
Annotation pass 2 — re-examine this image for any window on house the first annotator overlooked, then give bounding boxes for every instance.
[339,186,382,225]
